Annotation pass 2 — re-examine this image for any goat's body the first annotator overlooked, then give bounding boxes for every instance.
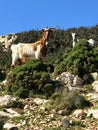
[18,43,41,58]
[10,28,52,68]
[11,41,47,68]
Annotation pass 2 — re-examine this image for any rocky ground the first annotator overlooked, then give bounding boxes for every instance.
[0,89,98,130]
[0,72,98,130]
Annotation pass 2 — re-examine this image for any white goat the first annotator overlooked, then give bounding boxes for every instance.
[71,32,78,48]
[72,32,95,47]
[88,39,95,46]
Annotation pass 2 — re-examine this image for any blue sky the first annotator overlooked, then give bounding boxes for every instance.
[0,0,98,35]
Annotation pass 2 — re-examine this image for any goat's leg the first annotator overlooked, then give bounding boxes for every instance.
[11,53,19,68]
[39,55,43,62]
[35,52,43,62]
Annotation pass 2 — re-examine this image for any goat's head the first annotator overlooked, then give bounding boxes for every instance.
[42,27,55,32]
[42,27,55,41]
[71,32,76,39]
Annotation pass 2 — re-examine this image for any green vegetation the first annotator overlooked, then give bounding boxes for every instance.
[0,25,98,129]
[0,25,97,101]
[6,59,55,98]
[0,69,6,82]
[0,25,98,71]
[54,39,98,78]
[45,89,91,115]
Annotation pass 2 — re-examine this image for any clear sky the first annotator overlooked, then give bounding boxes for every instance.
[0,0,98,35]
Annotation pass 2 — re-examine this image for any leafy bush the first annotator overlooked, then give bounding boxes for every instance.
[6,59,55,98]
[51,89,91,115]
[54,39,98,78]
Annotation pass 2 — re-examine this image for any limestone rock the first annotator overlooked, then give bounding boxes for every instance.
[73,75,83,86]
[87,109,98,119]
[73,109,86,119]
[0,108,21,118]
[0,95,16,107]
[33,98,48,105]
[92,81,98,92]
[3,123,18,130]
[91,72,98,80]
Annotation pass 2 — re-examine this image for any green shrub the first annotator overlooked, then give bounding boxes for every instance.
[43,83,54,97]
[51,89,91,115]
[15,88,29,99]
[54,39,98,78]
[6,59,55,98]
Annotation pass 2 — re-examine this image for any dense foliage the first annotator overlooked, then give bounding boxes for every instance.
[54,39,98,77]
[0,25,98,71]
[6,59,55,98]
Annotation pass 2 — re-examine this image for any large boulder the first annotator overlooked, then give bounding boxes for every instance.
[56,72,74,85]
[56,72,83,87]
